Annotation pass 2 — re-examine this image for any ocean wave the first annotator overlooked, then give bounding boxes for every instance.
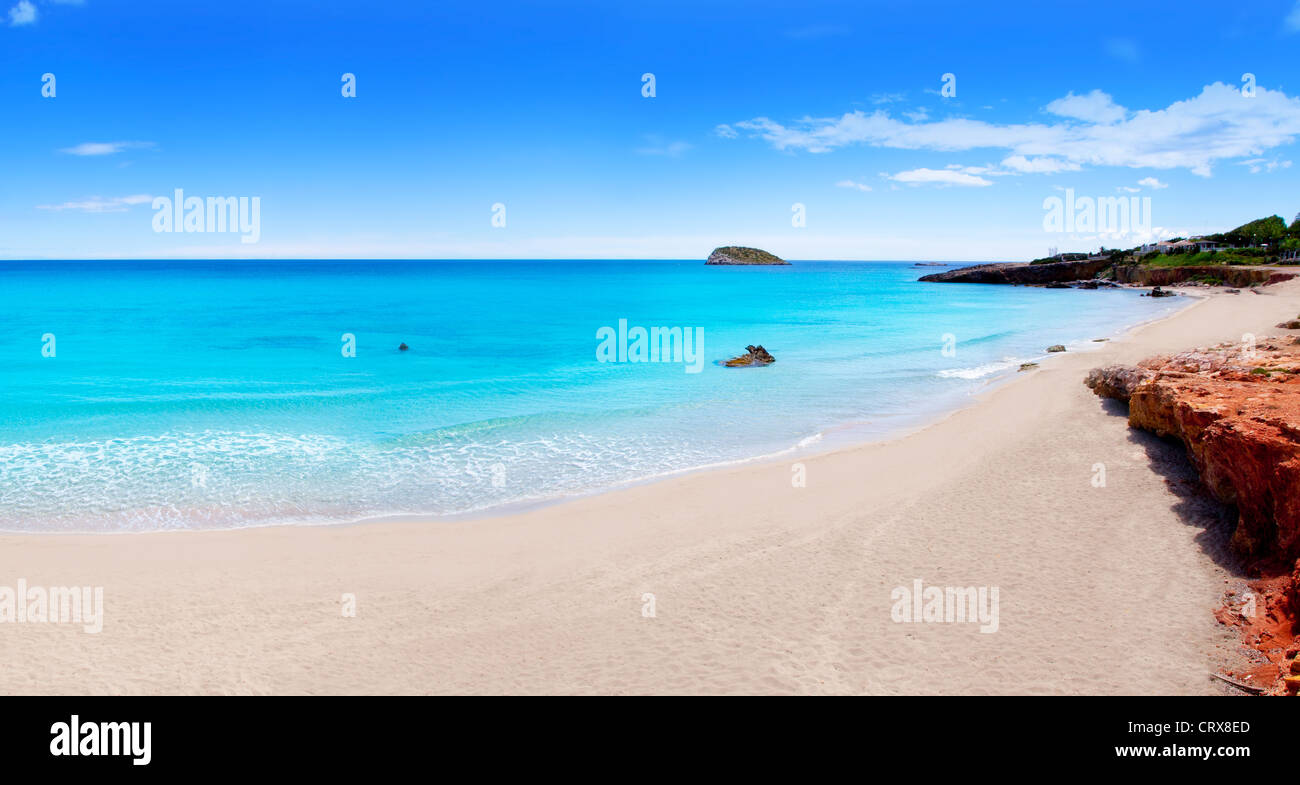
[936,359,1018,380]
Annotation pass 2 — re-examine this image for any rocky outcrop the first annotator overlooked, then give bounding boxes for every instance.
[1113,264,1296,288]
[706,246,789,265]
[918,258,1110,284]
[724,345,775,367]
[1086,337,1300,693]
[1046,345,1066,353]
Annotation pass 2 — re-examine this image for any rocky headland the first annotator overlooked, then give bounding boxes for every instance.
[1085,332,1300,694]
[706,246,789,266]
[917,258,1110,284]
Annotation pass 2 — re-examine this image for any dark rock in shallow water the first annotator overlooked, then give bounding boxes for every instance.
[1047,345,1066,353]
[1146,286,1176,298]
[1018,362,1038,372]
[724,345,775,367]
[706,246,788,265]
[398,343,410,351]
[1045,282,1071,289]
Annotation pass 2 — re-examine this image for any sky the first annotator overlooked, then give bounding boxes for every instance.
[2,0,1300,261]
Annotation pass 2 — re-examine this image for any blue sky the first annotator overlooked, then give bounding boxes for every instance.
[3,0,1300,260]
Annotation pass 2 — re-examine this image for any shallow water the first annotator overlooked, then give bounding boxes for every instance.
[0,259,1187,531]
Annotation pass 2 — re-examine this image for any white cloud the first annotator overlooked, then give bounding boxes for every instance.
[58,141,155,156]
[724,83,1300,177]
[713,124,738,139]
[1000,155,1080,173]
[1137,176,1168,189]
[8,1,36,26]
[888,168,992,187]
[835,179,872,192]
[1045,90,1127,124]
[1287,1,1300,32]
[37,194,154,213]
[1237,157,1292,174]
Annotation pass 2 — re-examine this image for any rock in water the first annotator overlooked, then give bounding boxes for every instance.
[724,345,775,367]
[706,246,789,266]
[398,343,410,351]
[1147,286,1175,298]
[1047,345,1066,353]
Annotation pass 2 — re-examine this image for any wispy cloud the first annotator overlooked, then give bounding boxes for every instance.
[1287,1,1300,32]
[1000,155,1079,173]
[7,0,36,26]
[635,136,690,157]
[721,83,1300,177]
[37,194,154,213]
[886,168,992,187]
[1137,176,1168,189]
[835,179,872,192]
[1237,157,1292,174]
[58,141,155,156]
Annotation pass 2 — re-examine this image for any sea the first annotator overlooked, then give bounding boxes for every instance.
[0,259,1188,531]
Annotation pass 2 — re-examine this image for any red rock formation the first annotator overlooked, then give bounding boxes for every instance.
[1086,336,1300,693]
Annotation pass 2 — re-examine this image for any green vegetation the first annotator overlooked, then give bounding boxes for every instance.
[707,246,788,265]
[1038,211,1299,270]
[1144,249,1270,267]
[1204,215,1289,247]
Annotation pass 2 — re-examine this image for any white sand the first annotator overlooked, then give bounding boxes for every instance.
[3,280,1297,695]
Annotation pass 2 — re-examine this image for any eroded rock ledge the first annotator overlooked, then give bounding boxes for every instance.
[1085,336,1300,693]
[918,259,1110,284]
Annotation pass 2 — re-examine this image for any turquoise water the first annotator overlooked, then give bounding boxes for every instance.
[0,260,1186,532]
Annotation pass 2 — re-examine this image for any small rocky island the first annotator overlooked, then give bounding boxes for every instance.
[724,345,776,367]
[706,246,789,266]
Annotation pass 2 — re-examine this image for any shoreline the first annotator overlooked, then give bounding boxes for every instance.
[0,284,1201,538]
[2,281,1292,694]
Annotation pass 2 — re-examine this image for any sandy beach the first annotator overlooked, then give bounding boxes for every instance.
[3,279,1297,695]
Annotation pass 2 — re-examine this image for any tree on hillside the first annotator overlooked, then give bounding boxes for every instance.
[1225,215,1287,246]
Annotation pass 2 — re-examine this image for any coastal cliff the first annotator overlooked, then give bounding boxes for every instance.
[706,246,789,266]
[1086,335,1300,693]
[1112,265,1295,288]
[918,258,1110,284]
